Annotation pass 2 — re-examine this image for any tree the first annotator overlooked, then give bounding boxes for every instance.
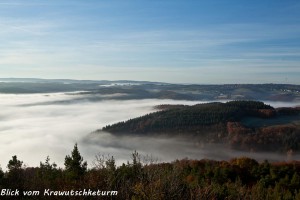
[64,143,87,180]
[6,155,24,188]
[0,166,4,185]
[7,155,23,172]
[39,156,59,184]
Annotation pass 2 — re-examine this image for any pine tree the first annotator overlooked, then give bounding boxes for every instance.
[7,155,24,188]
[64,143,87,180]
[7,155,23,172]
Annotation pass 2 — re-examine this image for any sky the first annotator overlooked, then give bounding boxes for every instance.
[0,0,300,84]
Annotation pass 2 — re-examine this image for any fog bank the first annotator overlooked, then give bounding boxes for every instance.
[0,93,299,168]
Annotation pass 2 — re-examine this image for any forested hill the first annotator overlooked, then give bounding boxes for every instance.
[102,101,275,134]
[101,101,300,152]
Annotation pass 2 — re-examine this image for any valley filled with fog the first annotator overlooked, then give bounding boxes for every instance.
[0,92,300,168]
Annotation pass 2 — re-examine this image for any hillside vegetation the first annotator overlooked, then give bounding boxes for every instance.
[102,101,300,152]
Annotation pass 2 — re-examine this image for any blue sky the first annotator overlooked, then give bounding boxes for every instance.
[0,0,300,84]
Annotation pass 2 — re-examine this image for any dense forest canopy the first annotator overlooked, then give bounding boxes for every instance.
[103,101,274,133]
[102,101,300,153]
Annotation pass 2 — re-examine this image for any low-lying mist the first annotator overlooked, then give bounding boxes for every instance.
[0,92,299,168]
[84,132,300,165]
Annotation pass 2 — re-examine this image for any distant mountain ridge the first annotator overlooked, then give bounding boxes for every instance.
[0,78,299,102]
[0,78,164,84]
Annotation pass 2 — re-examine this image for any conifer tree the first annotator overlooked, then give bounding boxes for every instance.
[64,143,87,180]
[7,155,23,172]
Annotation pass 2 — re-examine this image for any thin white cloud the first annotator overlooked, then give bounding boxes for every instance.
[0,19,58,36]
